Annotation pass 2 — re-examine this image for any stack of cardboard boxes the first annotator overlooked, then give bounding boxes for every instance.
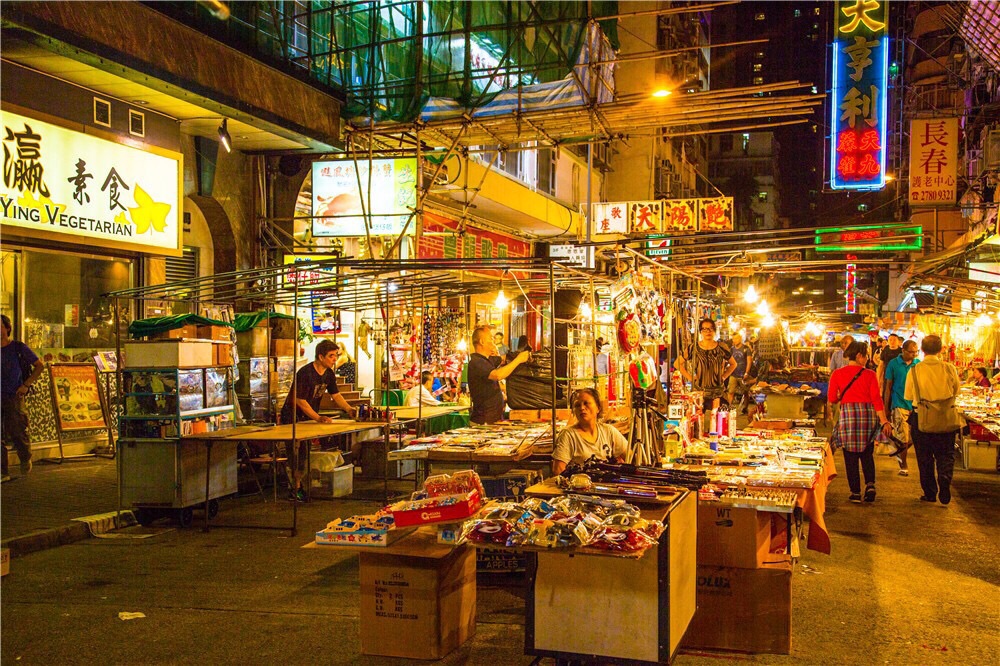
[683,504,792,654]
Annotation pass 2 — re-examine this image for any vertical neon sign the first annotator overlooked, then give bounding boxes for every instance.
[830,1,889,190]
[845,263,857,314]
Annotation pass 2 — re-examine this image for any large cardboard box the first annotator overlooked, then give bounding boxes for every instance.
[123,341,214,369]
[270,339,295,358]
[683,560,792,655]
[197,325,231,342]
[150,324,198,340]
[268,317,297,340]
[213,343,234,367]
[697,504,772,568]
[359,543,476,659]
[237,328,269,358]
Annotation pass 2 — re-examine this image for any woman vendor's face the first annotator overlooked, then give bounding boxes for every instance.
[573,392,600,423]
[700,323,715,339]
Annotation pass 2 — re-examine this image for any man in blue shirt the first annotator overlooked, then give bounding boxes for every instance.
[883,339,920,476]
[2,314,44,481]
[829,335,853,373]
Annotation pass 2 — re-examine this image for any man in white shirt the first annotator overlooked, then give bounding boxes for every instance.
[405,371,440,407]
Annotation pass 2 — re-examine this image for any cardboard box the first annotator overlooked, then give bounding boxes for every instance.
[683,560,792,655]
[123,341,214,369]
[311,464,354,498]
[964,441,999,471]
[697,504,772,568]
[480,470,542,500]
[1,548,9,577]
[197,325,232,342]
[270,339,295,358]
[268,317,297,340]
[360,543,476,659]
[237,328,269,358]
[213,343,234,367]
[151,324,198,340]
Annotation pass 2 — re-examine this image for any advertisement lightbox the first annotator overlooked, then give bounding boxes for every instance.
[311,158,417,237]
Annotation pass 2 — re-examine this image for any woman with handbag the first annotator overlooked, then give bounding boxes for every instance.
[904,335,963,505]
[828,340,892,503]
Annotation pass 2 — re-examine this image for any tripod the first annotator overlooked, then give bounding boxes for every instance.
[628,385,667,467]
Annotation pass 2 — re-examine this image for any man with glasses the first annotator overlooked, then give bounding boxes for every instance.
[279,340,357,501]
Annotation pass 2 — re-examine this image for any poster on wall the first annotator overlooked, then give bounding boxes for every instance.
[49,363,107,431]
[311,158,417,237]
[0,111,182,256]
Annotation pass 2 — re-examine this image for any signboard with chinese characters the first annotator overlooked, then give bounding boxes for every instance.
[698,197,734,232]
[282,253,340,290]
[311,158,417,237]
[548,244,595,269]
[662,199,698,233]
[1,111,182,256]
[830,0,889,191]
[815,224,922,252]
[845,263,857,314]
[418,211,531,278]
[909,118,959,206]
[628,201,662,234]
[590,202,628,238]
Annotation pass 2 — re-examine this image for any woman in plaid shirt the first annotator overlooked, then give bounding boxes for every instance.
[828,340,892,503]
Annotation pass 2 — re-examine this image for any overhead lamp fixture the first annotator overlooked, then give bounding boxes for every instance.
[744,284,759,304]
[755,299,770,317]
[579,301,593,320]
[495,268,510,310]
[652,89,672,98]
[761,313,775,328]
[456,338,468,352]
[217,118,232,153]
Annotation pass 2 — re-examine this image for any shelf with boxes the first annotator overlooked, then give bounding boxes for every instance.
[120,366,235,438]
[234,313,298,422]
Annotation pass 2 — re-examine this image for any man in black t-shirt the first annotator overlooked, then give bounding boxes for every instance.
[279,340,357,500]
[467,325,530,424]
[877,334,902,390]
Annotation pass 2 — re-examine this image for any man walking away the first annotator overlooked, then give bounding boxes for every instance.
[2,314,44,481]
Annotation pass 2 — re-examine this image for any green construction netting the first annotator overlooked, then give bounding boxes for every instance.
[233,312,299,333]
[129,314,232,338]
[203,1,618,123]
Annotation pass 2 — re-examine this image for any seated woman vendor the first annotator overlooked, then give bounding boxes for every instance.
[551,387,629,475]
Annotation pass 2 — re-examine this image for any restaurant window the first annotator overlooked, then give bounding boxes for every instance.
[21,249,133,359]
[753,63,763,72]
[757,191,769,202]
[753,76,764,85]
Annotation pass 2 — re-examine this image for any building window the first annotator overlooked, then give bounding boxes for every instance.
[753,63,763,72]
[721,134,734,152]
[811,124,818,133]
[742,133,751,152]
[794,9,802,17]
[757,191,768,202]
[753,213,765,228]
[754,51,765,59]
[857,203,869,212]
[814,7,822,15]
[536,148,556,195]
[755,12,765,21]
[753,76,764,85]
[811,85,818,94]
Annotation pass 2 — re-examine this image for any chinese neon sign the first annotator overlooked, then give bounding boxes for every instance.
[845,263,857,314]
[830,1,889,191]
[815,224,922,252]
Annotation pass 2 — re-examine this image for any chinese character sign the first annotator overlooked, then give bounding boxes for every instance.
[662,200,698,233]
[831,0,889,191]
[1,111,181,255]
[697,197,734,232]
[845,263,857,314]
[590,202,627,238]
[311,158,417,237]
[909,118,958,206]
[628,201,662,234]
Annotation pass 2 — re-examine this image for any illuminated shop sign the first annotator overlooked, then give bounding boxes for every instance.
[909,118,959,206]
[311,157,417,237]
[830,0,889,191]
[815,224,922,252]
[845,263,857,314]
[0,111,182,255]
[593,197,734,239]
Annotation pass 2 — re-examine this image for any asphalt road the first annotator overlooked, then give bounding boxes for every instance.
[2,457,998,665]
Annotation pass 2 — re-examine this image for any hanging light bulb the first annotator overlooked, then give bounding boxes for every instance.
[762,313,775,328]
[579,301,593,320]
[744,284,759,304]
[495,289,508,310]
[756,299,770,316]
[974,313,992,328]
[456,338,467,351]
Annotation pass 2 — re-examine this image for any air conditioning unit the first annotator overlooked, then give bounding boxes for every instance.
[658,172,673,196]
[658,159,675,173]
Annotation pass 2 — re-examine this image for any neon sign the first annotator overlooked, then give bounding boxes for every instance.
[815,224,922,252]
[845,263,857,314]
[830,1,889,191]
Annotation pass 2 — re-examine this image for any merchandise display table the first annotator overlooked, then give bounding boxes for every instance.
[303,528,476,660]
[391,404,470,434]
[521,491,696,664]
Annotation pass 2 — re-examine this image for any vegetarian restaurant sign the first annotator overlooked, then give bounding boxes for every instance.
[1,111,182,256]
[830,0,889,191]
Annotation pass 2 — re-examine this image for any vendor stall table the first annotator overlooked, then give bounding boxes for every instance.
[391,404,470,435]
[303,527,476,660]
[520,490,696,664]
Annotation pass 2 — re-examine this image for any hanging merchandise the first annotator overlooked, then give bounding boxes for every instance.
[617,311,641,353]
[629,353,658,390]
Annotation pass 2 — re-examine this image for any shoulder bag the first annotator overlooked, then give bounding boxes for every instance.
[910,363,964,433]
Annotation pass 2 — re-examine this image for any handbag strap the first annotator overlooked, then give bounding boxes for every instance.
[834,367,865,404]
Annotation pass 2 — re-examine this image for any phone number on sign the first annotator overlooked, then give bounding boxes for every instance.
[910,190,954,202]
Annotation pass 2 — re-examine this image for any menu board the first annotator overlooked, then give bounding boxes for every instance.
[49,363,107,431]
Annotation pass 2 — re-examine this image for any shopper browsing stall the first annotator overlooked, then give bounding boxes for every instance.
[551,387,629,475]
[904,335,962,505]
[883,339,920,477]
[726,332,753,406]
[675,318,737,410]
[468,325,530,424]
[828,340,892,504]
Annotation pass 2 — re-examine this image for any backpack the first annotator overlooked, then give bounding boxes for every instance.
[910,363,964,433]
